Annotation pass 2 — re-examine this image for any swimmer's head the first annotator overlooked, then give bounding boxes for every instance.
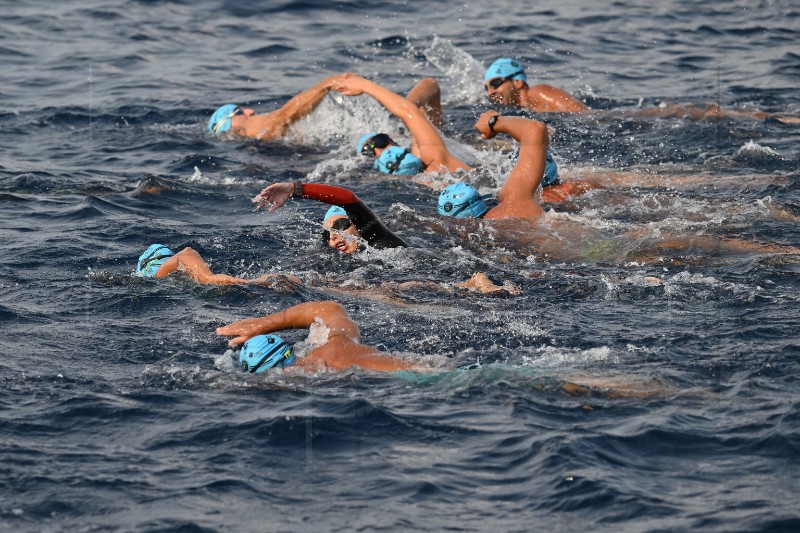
[239,334,296,373]
[542,151,560,187]
[373,146,424,175]
[437,183,489,219]
[484,58,528,83]
[357,132,383,155]
[136,244,175,277]
[208,104,243,135]
[322,206,361,254]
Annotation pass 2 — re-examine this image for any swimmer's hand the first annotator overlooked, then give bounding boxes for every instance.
[321,72,357,89]
[458,272,521,295]
[217,317,270,347]
[329,74,368,97]
[474,111,500,140]
[252,182,294,212]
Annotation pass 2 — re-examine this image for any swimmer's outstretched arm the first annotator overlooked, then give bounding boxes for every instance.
[255,73,356,140]
[155,247,301,286]
[475,112,548,220]
[156,247,248,284]
[330,75,470,172]
[252,182,359,212]
[218,301,424,372]
[217,300,361,347]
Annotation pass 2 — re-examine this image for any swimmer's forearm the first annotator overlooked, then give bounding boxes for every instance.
[216,307,312,346]
[300,183,360,206]
[221,302,346,335]
[271,78,332,125]
[492,116,549,198]
[356,78,424,122]
[253,182,360,212]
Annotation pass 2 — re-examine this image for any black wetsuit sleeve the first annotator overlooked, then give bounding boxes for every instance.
[301,183,407,249]
[343,200,407,249]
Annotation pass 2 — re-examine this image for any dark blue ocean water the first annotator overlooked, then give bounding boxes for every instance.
[2,1,800,531]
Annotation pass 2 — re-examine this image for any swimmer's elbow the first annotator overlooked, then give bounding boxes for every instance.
[312,300,347,316]
[528,120,548,141]
[510,118,548,145]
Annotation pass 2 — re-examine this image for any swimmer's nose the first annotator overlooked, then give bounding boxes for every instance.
[329,233,345,247]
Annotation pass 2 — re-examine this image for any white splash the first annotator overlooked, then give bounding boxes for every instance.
[735,140,782,159]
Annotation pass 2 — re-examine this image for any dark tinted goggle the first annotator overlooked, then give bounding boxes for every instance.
[138,252,173,271]
[321,217,353,243]
[484,71,524,91]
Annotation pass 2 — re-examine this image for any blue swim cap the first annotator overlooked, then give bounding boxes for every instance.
[324,205,348,221]
[357,132,379,155]
[373,146,423,175]
[239,334,295,373]
[542,151,560,187]
[437,183,489,219]
[136,244,175,277]
[484,58,527,83]
[208,104,238,135]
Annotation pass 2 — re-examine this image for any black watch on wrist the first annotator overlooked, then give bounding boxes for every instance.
[488,114,500,135]
[293,181,303,198]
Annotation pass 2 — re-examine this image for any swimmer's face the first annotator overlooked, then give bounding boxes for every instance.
[324,216,361,254]
[229,107,255,132]
[485,78,521,106]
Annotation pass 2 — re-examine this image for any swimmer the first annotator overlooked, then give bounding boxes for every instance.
[484,57,800,124]
[318,273,522,309]
[217,300,425,372]
[218,301,673,400]
[482,58,598,201]
[438,112,551,221]
[329,74,472,175]
[135,244,300,287]
[382,273,522,296]
[438,114,800,261]
[484,57,589,113]
[207,73,355,140]
[253,182,406,254]
[628,102,800,124]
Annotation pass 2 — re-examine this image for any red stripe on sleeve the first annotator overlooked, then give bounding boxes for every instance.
[301,183,360,206]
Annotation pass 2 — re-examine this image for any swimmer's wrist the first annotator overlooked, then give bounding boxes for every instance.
[488,114,500,135]
[293,181,303,198]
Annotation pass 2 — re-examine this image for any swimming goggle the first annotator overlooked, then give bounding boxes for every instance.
[361,133,393,156]
[484,71,524,92]
[248,347,293,373]
[321,217,354,243]
[211,106,245,134]
[329,218,353,231]
[446,196,487,218]
[138,252,173,272]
